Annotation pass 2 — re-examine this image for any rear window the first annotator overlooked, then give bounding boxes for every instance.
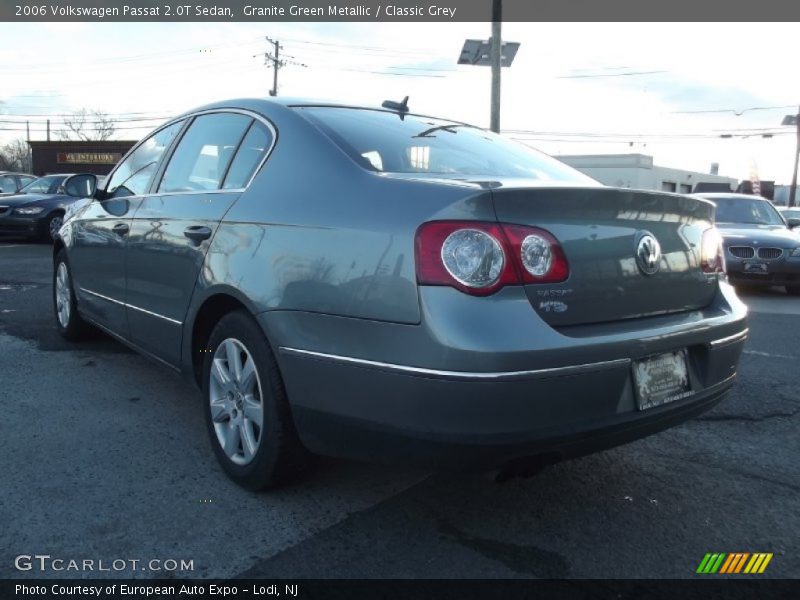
[298,107,592,182]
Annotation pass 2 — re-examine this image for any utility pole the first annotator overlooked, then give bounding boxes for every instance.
[26,120,32,172]
[789,104,800,208]
[46,119,50,142]
[458,1,518,133]
[490,0,502,133]
[257,36,307,97]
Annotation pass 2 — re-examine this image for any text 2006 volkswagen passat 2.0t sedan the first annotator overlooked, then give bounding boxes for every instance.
[53,98,748,489]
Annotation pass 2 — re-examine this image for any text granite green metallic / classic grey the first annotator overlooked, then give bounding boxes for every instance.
[52,97,748,490]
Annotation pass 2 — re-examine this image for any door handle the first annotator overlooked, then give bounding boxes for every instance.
[183,225,212,243]
[112,223,129,236]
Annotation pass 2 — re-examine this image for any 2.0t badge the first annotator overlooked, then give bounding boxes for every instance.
[635,232,662,275]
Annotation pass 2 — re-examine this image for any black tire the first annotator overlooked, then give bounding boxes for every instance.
[53,249,92,341]
[202,310,308,490]
[786,285,800,296]
[41,212,64,243]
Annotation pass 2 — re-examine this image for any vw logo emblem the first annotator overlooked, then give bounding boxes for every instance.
[635,232,661,275]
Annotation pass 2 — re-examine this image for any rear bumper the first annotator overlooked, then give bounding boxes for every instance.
[289,376,734,469]
[260,280,748,468]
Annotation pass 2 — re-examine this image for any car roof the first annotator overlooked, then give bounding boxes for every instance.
[172,97,475,128]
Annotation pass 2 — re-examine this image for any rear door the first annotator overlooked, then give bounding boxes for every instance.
[69,121,184,335]
[125,111,274,365]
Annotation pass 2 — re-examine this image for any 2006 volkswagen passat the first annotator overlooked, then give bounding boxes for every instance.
[53,98,748,489]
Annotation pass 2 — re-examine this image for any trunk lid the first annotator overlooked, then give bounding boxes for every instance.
[491,186,717,327]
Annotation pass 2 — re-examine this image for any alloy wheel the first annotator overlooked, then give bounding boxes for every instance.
[49,215,63,240]
[208,338,264,466]
[55,262,71,328]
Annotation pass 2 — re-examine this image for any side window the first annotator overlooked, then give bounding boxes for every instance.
[19,176,36,188]
[106,120,183,198]
[223,122,273,189]
[24,178,51,193]
[158,113,253,193]
[0,175,16,193]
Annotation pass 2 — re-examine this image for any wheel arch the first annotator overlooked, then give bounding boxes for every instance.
[188,289,259,386]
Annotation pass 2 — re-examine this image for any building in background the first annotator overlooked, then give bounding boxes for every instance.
[28,140,137,177]
[557,154,738,194]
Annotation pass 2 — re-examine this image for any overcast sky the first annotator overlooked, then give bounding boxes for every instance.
[1,21,798,183]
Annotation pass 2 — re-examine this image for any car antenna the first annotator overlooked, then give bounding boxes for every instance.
[381,96,409,119]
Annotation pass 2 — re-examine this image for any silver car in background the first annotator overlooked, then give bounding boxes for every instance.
[53,98,748,489]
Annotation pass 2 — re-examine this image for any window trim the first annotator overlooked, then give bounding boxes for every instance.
[102,118,189,198]
[150,108,276,197]
[101,108,277,200]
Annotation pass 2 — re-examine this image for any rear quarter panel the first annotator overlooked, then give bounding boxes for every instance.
[197,106,493,325]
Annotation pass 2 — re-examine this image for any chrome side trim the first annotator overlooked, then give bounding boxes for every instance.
[278,347,631,381]
[79,287,182,326]
[709,328,748,347]
[79,287,124,306]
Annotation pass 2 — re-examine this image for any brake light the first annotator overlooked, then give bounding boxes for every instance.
[701,227,725,274]
[415,220,570,296]
[501,224,570,283]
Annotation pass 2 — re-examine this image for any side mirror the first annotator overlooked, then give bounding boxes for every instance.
[787,217,800,229]
[63,173,97,198]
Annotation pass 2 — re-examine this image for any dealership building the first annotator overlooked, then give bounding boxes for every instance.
[28,140,137,177]
[557,153,738,194]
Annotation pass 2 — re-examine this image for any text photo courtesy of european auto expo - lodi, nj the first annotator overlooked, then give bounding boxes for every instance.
[0,1,799,600]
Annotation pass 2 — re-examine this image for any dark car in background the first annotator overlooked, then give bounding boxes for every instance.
[694,193,800,295]
[0,171,37,195]
[0,173,96,241]
[53,98,747,490]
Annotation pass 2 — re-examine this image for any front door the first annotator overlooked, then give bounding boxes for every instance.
[69,119,185,339]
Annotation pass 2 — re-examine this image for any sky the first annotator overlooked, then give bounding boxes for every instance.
[1,21,798,183]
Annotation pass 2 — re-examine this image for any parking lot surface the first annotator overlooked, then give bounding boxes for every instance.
[1,240,798,579]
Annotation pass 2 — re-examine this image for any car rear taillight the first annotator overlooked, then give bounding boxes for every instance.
[701,227,725,274]
[500,224,570,284]
[415,221,569,296]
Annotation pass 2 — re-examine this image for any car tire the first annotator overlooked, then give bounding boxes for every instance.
[42,212,64,243]
[786,285,800,296]
[202,310,309,490]
[53,249,92,341]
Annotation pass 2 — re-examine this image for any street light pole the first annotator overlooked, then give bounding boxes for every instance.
[489,0,502,133]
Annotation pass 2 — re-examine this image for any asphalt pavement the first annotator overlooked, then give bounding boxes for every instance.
[1,240,798,579]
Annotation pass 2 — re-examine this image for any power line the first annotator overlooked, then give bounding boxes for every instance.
[673,105,796,116]
[557,70,667,79]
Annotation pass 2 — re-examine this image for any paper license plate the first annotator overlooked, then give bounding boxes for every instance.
[633,350,692,410]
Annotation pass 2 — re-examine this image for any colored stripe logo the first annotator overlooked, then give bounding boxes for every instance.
[696,552,773,574]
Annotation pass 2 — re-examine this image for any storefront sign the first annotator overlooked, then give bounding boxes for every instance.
[57,152,122,164]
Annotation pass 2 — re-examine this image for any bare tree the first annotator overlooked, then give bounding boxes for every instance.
[0,139,32,172]
[56,108,117,141]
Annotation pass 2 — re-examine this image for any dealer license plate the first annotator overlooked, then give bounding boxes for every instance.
[743,261,768,274]
[632,350,692,410]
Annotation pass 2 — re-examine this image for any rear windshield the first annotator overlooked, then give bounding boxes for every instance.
[713,197,785,226]
[298,107,593,182]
